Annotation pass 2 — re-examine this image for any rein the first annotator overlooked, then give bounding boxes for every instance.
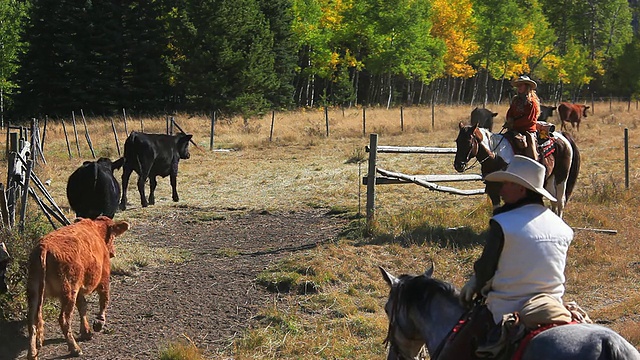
[464,130,508,172]
[463,133,490,171]
[384,282,428,359]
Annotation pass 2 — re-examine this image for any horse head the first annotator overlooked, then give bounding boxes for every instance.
[380,264,459,360]
[454,123,480,173]
[380,265,433,360]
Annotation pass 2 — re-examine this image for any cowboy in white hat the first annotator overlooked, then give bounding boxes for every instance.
[459,155,574,354]
[506,75,541,160]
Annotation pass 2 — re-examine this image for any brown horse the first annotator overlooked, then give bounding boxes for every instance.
[453,123,580,218]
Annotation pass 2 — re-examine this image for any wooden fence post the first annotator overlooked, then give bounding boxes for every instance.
[209,111,216,150]
[366,133,378,228]
[431,92,436,129]
[269,110,275,142]
[6,132,18,227]
[19,159,33,233]
[123,108,129,136]
[171,120,198,148]
[110,117,121,156]
[80,109,96,159]
[625,128,629,189]
[325,106,329,137]
[42,115,48,151]
[362,107,366,137]
[61,119,72,159]
[30,119,37,163]
[72,111,81,157]
[400,106,404,131]
[4,121,9,159]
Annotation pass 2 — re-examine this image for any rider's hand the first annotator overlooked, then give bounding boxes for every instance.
[459,275,477,306]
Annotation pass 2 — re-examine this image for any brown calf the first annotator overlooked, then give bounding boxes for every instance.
[27,216,129,360]
[558,102,590,131]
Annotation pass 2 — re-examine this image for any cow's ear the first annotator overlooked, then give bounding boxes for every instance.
[110,221,130,237]
[459,122,465,129]
[491,112,498,117]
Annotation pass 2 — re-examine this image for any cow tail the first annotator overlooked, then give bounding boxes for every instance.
[93,162,99,192]
[563,132,581,200]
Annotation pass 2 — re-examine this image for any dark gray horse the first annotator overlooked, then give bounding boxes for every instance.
[380,265,640,360]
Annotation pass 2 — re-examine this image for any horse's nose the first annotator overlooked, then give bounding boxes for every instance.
[453,161,465,173]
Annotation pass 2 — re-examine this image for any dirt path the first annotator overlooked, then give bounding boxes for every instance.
[2,207,347,360]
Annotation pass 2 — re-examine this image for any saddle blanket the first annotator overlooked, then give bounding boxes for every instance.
[538,138,555,158]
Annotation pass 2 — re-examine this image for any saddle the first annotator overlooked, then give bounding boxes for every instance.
[504,130,556,175]
[436,297,592,360]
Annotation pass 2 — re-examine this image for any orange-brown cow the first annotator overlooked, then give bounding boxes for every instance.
[27,216,129,360]
[559,102,590,131]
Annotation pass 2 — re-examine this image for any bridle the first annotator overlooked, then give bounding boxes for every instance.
[459,128,506,172]
[384,283,428,360]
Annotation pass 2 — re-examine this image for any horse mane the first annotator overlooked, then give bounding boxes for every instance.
[395,273,459,308]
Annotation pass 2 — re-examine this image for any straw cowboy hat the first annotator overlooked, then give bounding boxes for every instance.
[511,75,537,90]
[485,155,556,202]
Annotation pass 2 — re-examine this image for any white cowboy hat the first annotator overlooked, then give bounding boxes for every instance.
[511,75,537,90]
[484,155,556,202]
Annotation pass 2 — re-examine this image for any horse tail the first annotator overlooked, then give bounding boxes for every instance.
[562,132,580,200]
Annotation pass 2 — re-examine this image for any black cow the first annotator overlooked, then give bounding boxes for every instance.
[470,107,498,131]
[539,105,557,121]
[118,131,192,210]
[0,241,9,294]
[67,157,122,219]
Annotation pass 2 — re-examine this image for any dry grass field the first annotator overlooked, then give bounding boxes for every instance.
[2,102,640,359]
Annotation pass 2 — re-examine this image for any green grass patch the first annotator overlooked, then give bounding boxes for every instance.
[111,241,190,276]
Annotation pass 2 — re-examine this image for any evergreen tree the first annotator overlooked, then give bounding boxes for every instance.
[178,0,278,117]
[0,0,27,120]
[258,0,297,109]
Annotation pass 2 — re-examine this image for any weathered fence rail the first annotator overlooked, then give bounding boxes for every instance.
[363,133,485,226]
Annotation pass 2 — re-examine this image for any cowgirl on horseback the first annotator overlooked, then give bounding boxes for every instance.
[504,75,540,160]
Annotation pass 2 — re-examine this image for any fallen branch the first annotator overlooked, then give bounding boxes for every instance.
[377,168,485,196]
[572,227,617,235]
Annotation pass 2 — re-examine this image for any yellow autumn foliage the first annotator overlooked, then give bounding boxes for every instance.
[430,0,477,78]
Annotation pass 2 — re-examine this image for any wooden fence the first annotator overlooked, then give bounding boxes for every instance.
[4,119,70,233]
[362,133,485,227]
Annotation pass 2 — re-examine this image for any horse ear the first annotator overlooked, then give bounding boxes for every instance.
[379,266,398,286]
[425,261,434,277]
[473,126,484,141]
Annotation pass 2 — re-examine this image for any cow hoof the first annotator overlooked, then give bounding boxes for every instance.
[93,319,105,332]
[70,348,83,357]
[79,331,93,341]
[172,196,179,202]
[119,203,126,211]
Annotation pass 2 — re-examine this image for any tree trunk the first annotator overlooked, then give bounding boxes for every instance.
[386,73,392,109]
